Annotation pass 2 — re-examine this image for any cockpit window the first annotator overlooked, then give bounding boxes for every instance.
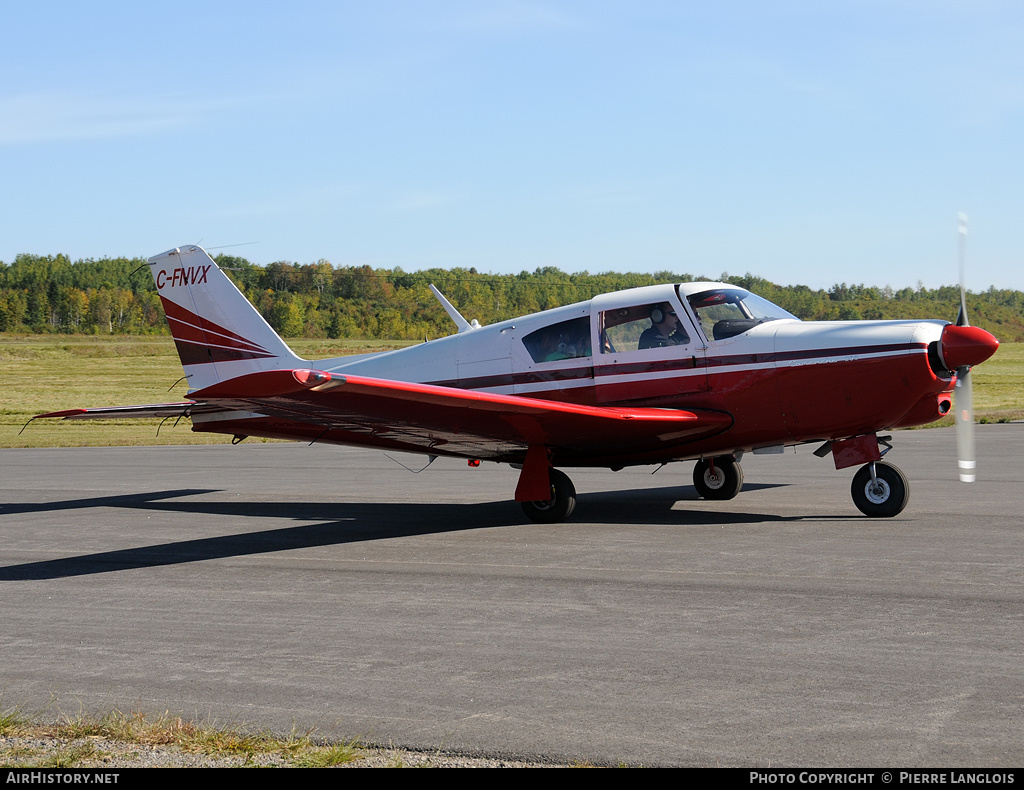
[685,288,797,340]
[599,302,690,353]
[522,316,591,363]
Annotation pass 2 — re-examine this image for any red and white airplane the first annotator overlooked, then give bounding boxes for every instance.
[38,244,999,522]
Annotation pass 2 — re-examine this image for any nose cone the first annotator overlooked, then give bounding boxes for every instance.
[940,324,999,370]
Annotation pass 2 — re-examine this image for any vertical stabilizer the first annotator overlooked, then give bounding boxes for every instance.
[148,245,303,392]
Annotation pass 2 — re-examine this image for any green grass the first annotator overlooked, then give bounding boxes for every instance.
[30,744,100,769]
[0,335,413,448]
[967,340,1024,419]
[0,707,363,768]
[0,706,28,735]
[2,335,1020,449]
[290,740,364,767]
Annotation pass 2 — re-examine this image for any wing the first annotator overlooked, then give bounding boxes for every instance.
[182,368,733,463]
[36,368,732,463]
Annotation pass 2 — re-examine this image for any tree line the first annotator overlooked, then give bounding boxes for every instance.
[2,252,1023,341]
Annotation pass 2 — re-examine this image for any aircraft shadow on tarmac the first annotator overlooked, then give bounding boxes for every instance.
[0,489,216,516]
[1,481,847,581]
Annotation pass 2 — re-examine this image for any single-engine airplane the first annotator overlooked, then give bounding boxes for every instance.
[37,244,999,522]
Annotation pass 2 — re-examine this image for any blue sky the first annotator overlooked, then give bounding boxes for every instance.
[2,1,1021,291]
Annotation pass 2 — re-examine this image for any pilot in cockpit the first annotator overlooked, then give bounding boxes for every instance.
[637,303,689,349]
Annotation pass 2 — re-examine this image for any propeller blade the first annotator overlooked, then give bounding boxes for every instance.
[957,212,969,326]
[956,301,968,328]
[955,366,975,482]
[953,212,977,482]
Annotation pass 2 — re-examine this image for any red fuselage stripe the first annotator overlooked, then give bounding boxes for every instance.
[426,342,928,391]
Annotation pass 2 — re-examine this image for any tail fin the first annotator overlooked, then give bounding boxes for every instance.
[148,245,303,392]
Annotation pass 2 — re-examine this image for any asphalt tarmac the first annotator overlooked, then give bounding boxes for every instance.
[1,425,1022,767]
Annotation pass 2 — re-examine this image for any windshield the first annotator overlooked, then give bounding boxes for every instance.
[684,288,798,341]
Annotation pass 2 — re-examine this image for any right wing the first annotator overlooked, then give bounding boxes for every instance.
[185,368,733,461]
[35,368,733,464]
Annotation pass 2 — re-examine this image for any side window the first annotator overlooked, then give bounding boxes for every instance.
[599,302,690,354]
[522,316,591,363]
[688,292,739,339]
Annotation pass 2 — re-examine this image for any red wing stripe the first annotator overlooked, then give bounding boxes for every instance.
[186,369,733,456]
[189,370,714,423]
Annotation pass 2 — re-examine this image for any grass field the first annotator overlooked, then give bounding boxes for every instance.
[0,336,414,448]
[1,335,1020,449]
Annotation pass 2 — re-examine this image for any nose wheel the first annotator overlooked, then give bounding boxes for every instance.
[851,461,909,517]
[693,456,744,500]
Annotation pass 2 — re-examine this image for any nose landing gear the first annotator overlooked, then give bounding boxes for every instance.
[851,461,909,517]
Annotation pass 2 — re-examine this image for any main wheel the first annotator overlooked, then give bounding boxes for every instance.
[851,462,909,517]
[692,456,744,500]
[521,469,577,523]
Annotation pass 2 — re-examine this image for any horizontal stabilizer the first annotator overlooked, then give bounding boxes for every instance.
[34,402,225,421]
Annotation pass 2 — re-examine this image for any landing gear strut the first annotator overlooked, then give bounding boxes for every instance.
[693,455,744,500]
[521,468,577,523]
[851,461,909,517]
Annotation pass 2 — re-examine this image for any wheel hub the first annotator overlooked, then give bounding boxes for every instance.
[865,479,890,504]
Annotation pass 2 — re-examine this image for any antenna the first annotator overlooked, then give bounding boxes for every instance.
[428,284,477,333]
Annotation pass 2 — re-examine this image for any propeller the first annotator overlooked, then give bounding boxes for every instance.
[942,213,1003,482]
[954,359,975,481]
[955,213,974,481]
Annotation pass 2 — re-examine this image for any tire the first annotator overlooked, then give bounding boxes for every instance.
[692,456,744,500]
[851,462,909,517]
[521,469,577,523]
